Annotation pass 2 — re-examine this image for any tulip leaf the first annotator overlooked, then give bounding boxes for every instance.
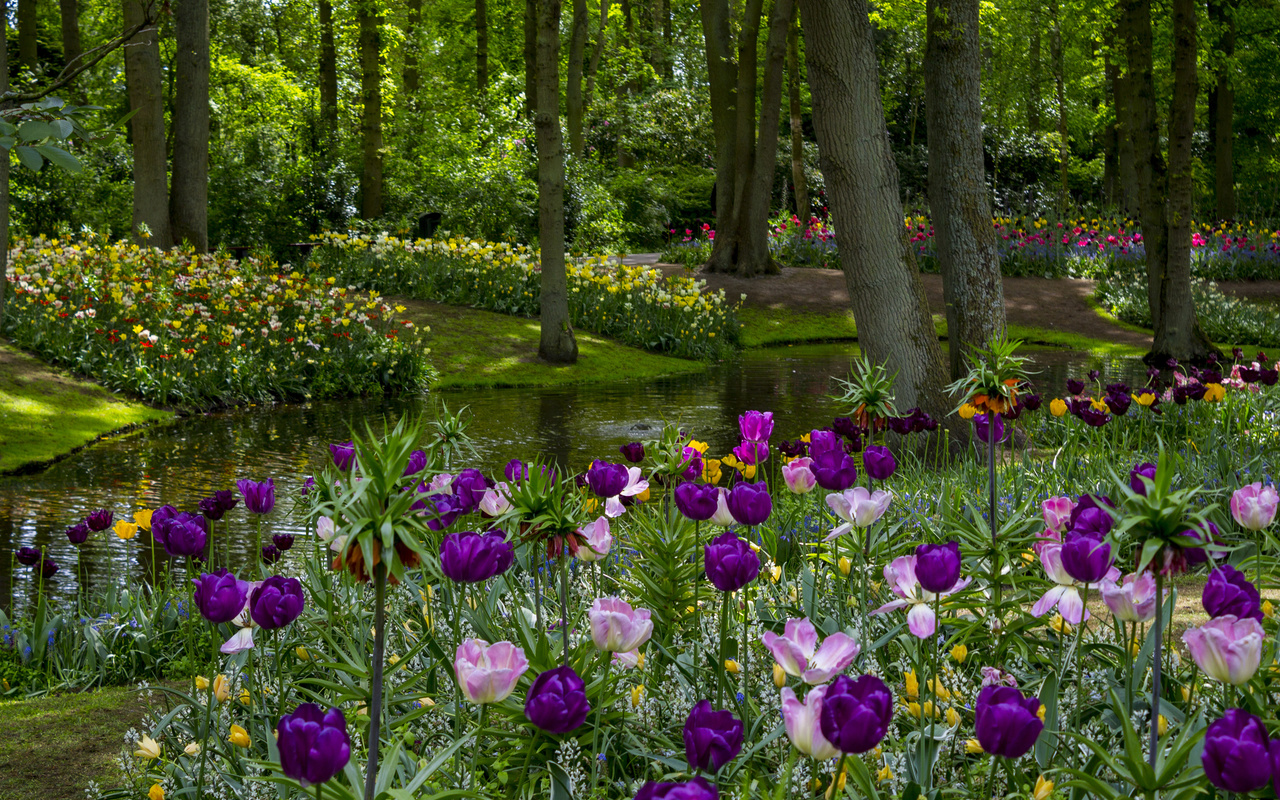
[1034,673,1059,769]
[548,761,574,800]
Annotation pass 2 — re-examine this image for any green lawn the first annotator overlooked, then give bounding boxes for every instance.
[398,300,707,389]
[0,343,172,474]
[0,685,148,800]
[736,306,859,348]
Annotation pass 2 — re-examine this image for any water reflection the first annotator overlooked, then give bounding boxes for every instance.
[0,343,1145,611]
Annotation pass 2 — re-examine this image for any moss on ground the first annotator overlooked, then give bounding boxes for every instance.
[397,299,706,389]
[0,685,148,800]
[0,343,172,474]
[737,307,859,348]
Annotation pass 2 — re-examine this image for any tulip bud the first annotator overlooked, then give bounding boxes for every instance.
[631,685,645,708]
[965,738,984,754]
[148,784,165,800]
[228,724,250,748]
[295,646,311,661]
[1033,775,1054,800]
[945,707,961,726]
[1036,703,1047,721]
[773,663,787,688]
[1158,714,1168,736]
[950,644,968,663]
[724,659,741,674]
[876,765,893,784]
[213,675,231,703]
[1264,600,1274,619]
[769,565,781,583]
[838,557,851,576]
[239,688,252,705]
[184,742,201,757]
[1180,686,1191,703]
[195,675,209,690]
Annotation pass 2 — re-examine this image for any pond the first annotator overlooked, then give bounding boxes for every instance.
[0,343,1147,611]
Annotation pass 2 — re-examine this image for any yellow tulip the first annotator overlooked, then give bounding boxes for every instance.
[635,488,651,502]
[950,644,968,663]
[213,674,231,703]
[1049,614,1072,636]
[824,764,848,800]
[114,521,138,540]
[965,738,984,754]
[773,663,787,688]
[1034,775,1054,800]
[195,675,209,690]
[148,784,165,800]
[238,688,252,705]
[1181,686,1191,703]
[904,669,919,700]
[838,557,851,577]
[724,659,741,674]
[905,700,923,718]
[295,646,311,661]
[228,725,250,748]
[1037,703,1047,722]
[134,734,161,760]
[929,678,951,701]
[134,509,154,531]
[769,565,782,583]
[183,742,201,757]
[1264,600,1275,619]
[1204,383,1226,403]
[1050,398,1068,416]
[876,764,894,783]
[1158,715,1168,736]
[635,651,646,669]
[945,707,961,726]
[631,685,645,708]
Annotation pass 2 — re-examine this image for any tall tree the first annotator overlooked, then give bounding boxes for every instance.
[797,0,950,417]
[523,0,537,113]
[532,0,577,363]
[567,0,588,156]
[60,0,82,68]
[18,0,37,70]
[1208,0,1235,219]
[1102,49,1119,203]
[0,0,8,325]
[476,0,489,92]
[1027,26,1041,132]
[1119,0,1214,361]
[171,0,210,251]
[924,0,1006,379]
[358,0,383,219]
[319,0,338,133]
[583,0,610,110]
[123,0,171,246]
[787,4,807,221]
[404,0,421,93]
[1049,0,1069,210]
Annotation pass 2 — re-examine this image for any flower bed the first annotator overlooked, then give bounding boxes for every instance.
[307,232,739,361]
[2,236,430,406]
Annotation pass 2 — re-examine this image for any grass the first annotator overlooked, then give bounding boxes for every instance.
[397,299,706,389]
[0,343,172,474]
[0,685,149,800]
[737,307,859,348]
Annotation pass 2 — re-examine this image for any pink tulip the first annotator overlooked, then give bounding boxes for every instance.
[782,458,817,495]
[604,467,650,518]
[576,516,613,563]
[455,638,528,703]
[823,487,892,540]
[1183,616,1264,685]
[612,649,642,669]
[1042,496,1075,532]
[1099,572,1157,622]
[761,617,860,684]
[780,685,840,760]
[588,597,654,652]
[479,483,512,516]
[427,473,454,493]
[1030,543,1119,625]
[710,487,735,527]
[870,556,970,638]
[1231,483,1278,531]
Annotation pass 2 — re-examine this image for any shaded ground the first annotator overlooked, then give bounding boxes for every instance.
[0,342,172,474]
[1218,280,1280,304]
[0,685,150,800]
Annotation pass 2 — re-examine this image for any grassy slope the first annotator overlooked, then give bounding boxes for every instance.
[397,299,706,389]
[0,343,172,474]
[0,685,148,800]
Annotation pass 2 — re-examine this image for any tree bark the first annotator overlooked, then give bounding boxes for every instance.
[700,0,737,232]
[650,0,667,78]
[1049,0,1069,211]
[567,0,588,157]
[1209,0,1235,219]
[924,0,1006,379]
[797,0,951,418]
[1027,24,1040,133]
[1112,19,1140,218]
[171,0,210,251]
[320,0,338,132]
[583,0,609,111]
[524,0,537,114]
[532,0,578,363]
[476,0,489,92]
[0,0,9,328]
[787,3,808,221]
[123,0,171,247]
[18,0,37,70]
[404,0,421,93]
[1103,48,1118,204]
[60,0,82,69]
[358,0,383,219]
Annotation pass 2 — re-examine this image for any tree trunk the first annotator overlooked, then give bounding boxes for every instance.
[924,0,1006,379]
[1112,23,1140,218]
[1049,0,1069,211]
[60,0,82,69]
[524,0,538,114]
[320,0,338,132]
[124,0,171,247]
[1103,48,1119,204]
[787,3,808,221]
[171,0,210,251]
[1209,0,1234,219]
[0,0,9,328]
[1120,0,1165,325]
[18,0,36,70]
[404,0,421,93]
[700,0,737,233]
[476,0,489,92]
[567,0,588,157]
[583,0,610,110]
[358,0,383,219]
[649,0,667,78]
[797,0,951,418]
[532,0,578,363]
[1027,24,1040,133]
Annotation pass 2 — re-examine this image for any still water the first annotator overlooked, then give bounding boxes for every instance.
[0,343,1144,611]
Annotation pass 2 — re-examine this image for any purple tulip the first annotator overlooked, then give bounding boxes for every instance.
[261,544,282,564]
[65,522,90,545]
[250,575,305,629]
[973,413,1006,444]
[1129,462,1157,496]
[974,685,1043,758]
[301,477,316,496]
[1068,495,1114,537]
[1088,369,1101,381]
[524,665,591,734]
[1023,393,1043,411]
[777,439,808,459]
[675,482,720,522]
[811,448,858,491]
[1202,709,1271,793]
[451,468,490,513]
[1059,531,1113,584]
[808,429,842,456]
[726,482,771,526]
[1105,392,1132,416]
[704,531,760,592]
[1203,565,1263,621]
[41,558,58,578]
[863,445,896,481]
[634,777,719,800]
[818,674,893,754]
[277,704,351,787]
[86,509,113,532]
[914,541,962,594]
[832,416,859,439]
[440,530,514,583]
[154,513,208,558]
[16,546,41,566]
[150,505,178,529]
[732,440,769,466]
[237,478,276,514]
[681,447,704,482]
[1080,407,1111,427]
[193,569,250,624]
[417,492,463,530]
[504,459,529,483]
[1066,379,1085,395]
[273,533,295,552]
[330,441,355,471]
[403,450,428,477]
[683,700,743,772]
[619,442,645,463]
[739,410,774,443]
[887,416,913,435]
[587,460,629,498]
[199,495,226,521]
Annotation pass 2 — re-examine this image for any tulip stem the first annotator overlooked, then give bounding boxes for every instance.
[1148,568,1163,769]
[987,427,1002,660]
[470,703,486,791]
[694,520,701,695]
[1072,583,1088,735]
[560,551,570,666]
[717,590,729,708]
[362,565,387,800]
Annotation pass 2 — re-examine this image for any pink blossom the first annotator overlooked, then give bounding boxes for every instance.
[455,638,528,703]
[1231,482,1278,531]
[1183,616,1264,685]
[761,617,860,684]
[823,487,892,540]
[780,685,840,760]
[588,597,653,653]
[781,458,817,495]
[1099,572,1157,622]
[870,556,971,638]
[576,516,613,563]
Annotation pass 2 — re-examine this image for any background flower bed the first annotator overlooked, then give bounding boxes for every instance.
[2,236,430,407]
[308,232,740,360]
